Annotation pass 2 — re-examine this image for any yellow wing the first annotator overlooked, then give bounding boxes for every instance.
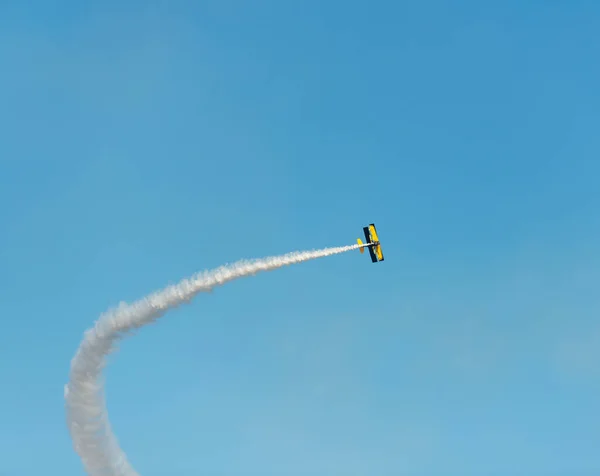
[368,225,379,242]
[368,224,384,261]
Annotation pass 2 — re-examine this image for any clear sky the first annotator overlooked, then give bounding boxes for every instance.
[1,1,599,475]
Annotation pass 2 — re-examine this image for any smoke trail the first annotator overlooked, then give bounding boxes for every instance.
[65,244,359,476]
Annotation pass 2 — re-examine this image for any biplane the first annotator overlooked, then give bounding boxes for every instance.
[356,223,384,263]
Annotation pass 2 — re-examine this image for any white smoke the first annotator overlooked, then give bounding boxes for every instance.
[65,244,359,476]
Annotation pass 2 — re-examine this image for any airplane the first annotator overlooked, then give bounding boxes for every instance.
[356,223,384,263]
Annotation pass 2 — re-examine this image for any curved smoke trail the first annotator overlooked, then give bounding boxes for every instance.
[65,244,359,476]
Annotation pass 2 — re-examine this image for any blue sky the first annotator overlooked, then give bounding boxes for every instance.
[1,1,599,474]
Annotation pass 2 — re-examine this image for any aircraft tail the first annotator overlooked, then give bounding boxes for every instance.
[357,238,365,253]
